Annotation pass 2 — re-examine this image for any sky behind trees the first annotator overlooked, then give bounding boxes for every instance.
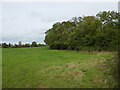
[0,2,118,44]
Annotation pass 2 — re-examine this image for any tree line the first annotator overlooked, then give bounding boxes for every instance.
[0,41,46,48]
[44,11,120,51]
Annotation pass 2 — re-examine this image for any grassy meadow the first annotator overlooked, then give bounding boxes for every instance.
[2,46,117,88]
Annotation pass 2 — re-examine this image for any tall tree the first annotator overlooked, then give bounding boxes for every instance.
[2,43,8,48]
[18,41,22,48]
[31,41,38,47]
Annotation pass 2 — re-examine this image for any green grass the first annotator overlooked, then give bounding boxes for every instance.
[2,46,117,88]
[0,48,2,89]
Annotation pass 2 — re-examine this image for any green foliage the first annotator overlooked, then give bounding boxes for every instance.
[0,43,2,48]
[31,41,38,47]
[45,11,119,51]
[1,41,46,48]
[24,43,31,47]
[18,41,22,48]
[38,44,46,47]
[2,43,8,48]
[13,44,18,48]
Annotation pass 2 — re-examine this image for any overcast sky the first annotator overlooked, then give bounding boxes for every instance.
[0,2,119,44]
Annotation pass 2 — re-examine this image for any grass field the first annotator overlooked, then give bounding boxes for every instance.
[2,46,117,88]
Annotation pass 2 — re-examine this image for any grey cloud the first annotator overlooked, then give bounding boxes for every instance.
[2,28,46,44]
[1,2,117,44]
[30,12,43,17]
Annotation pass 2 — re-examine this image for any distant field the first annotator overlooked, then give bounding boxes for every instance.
[2,47,117,88]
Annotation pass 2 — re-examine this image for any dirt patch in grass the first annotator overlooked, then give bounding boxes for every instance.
[37,85,49,88]
[47,63,79,71]
[66,70,83,77]
[65,63,79,68]
[97,64,107,68]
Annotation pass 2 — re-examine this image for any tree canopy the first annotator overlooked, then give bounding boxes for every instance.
[44,11,120,51]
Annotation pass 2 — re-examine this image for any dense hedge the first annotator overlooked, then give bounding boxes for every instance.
[44,11,120,51]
